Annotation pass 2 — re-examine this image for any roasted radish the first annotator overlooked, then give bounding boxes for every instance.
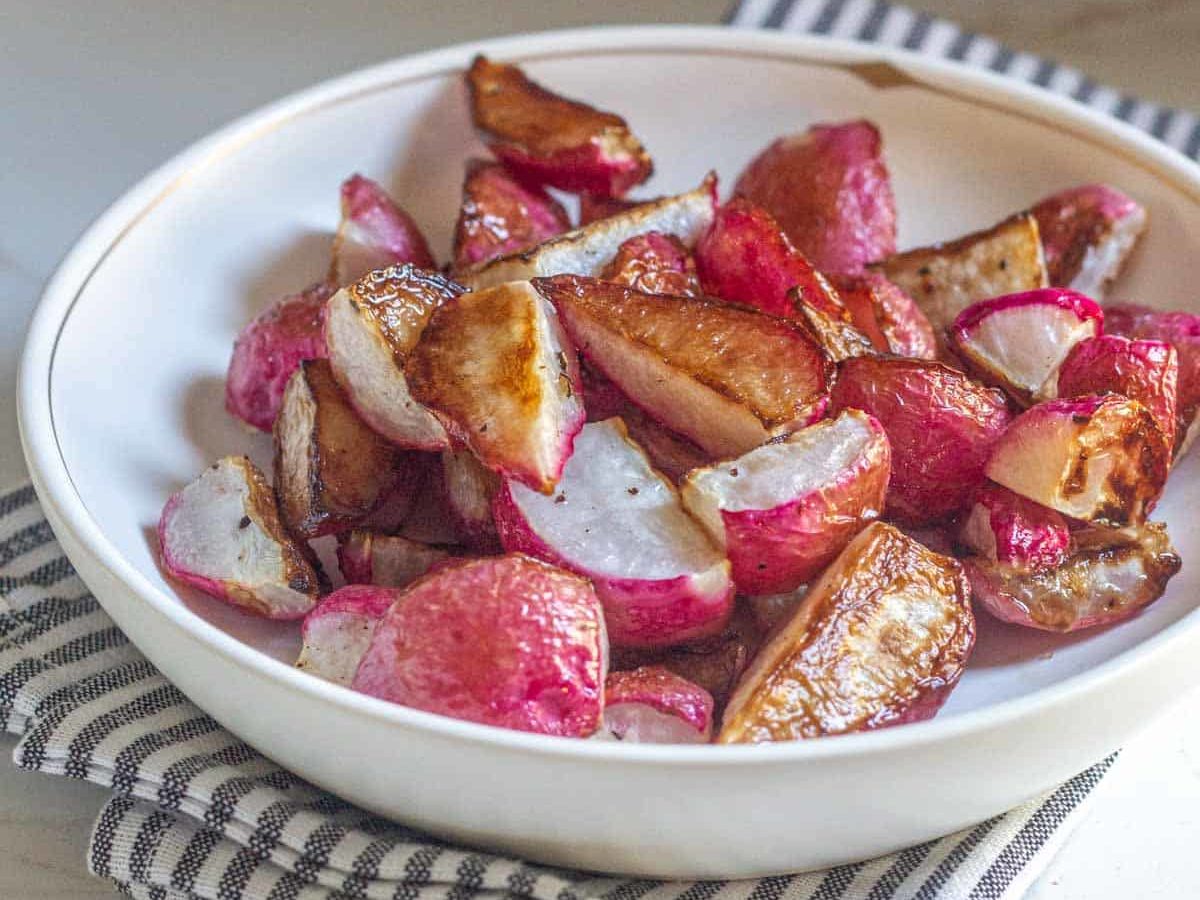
[451,158,570,270]
[466,55,652,197]
[331,174,434,286]
[158,456,324,619]
[959,483,1070,573]
[734,120,896,275]
[295,585,399,685]
[1057,334,1179,448]
[406,280,584,493]
[336,531,455,588]
[599,231,700,297]
[1031,184,1147,298]
[352,554,607,736]
[493,418,734,647]
[602,666,713,743]
[718,522,974,743]
[985,394,1170,527]
[537,275,832,458]
[225,282,333,432]
[792,294,877,362]
[829,356,1011,524]
[831,272,937,359]
[948,289,1103,405]
[681,410,890,596]
[440,448,502,551]
[324,264,463,449]
[964,523,1179,632]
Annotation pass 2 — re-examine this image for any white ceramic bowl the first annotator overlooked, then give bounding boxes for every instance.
[19,26,1200,878]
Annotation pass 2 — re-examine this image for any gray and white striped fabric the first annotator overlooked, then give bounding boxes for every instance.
[10,2,1197,895]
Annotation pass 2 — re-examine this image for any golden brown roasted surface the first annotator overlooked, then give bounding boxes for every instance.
[343,265,464,361]
[719,522,974,743]
[274,359,402,538]
[879,213,1048,341]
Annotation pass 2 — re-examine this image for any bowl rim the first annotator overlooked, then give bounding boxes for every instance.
[18,23,1200,765]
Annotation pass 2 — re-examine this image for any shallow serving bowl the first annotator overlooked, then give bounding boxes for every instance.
[18,25,1200,878]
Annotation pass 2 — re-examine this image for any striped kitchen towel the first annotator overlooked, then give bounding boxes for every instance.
[0,482,1122,898]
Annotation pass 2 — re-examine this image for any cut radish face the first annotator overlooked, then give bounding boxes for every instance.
[959,483,1070,573]
[460,175,716,289]
[158,456,324,620]
[451,158,570,270]
[295,585,400,686]
[274,359,403,538]
[225,281,333,432]
[985,394,1170,527]
[602,666,713,743]
[1106,304,1200,458]
[331,175,435,286]
[879,212,1048,346]
[493,419,734,647]
[831,272,937,360]
[734,120,896,275]
[336,531,456,589]
[466,55,653,198]
[352,554,607,736]
[681,410,890,596]
[949,289,1103,405]
[324,264,463,449]
[695,198,844,319]
[440,449,502,552]
[1057,334,1179,452]
[599,232,700,297]
[406,281,584,493]
[1031,184,1147,298]
[719,522,974,743]
[537,275,832,458]
[829,356,1012,525]
[965,523,1180,632]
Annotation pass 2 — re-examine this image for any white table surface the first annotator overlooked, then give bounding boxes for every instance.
[3,2,1198,896]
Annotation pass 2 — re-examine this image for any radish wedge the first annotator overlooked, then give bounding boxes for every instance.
[681,410,890,596]
[879,212,1048,345]
[719,522,974,743]
[1031,184,1147,298]
[440,448,502,552]
[158,456,324,620]
[831,272,937,360]
[459,175,716,289]
[295,585,399,686]
[451,158,570,270]
[829,356,1011,525]
[352,554,607,736]
[536,275,832,458]
[985,394,1170,527]
[336,531,456,589]
[602,666,713,743]
[959,483,1070,572]
[274,359,403,538]
[324,264,462,450]
[1057,334,1179,451]
[225,281,333,432]
[466,55,652,198]
[949,289,1103,405]
[965,523,1179,632]
[406,280,584,493]
[331,174,434,286]
[493,418,734,648]
[734,120,896,275]
[599,232,700,297]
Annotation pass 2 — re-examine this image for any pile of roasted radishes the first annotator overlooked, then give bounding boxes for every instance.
[158,55,1187,744]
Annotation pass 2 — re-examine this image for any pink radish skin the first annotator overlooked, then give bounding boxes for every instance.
[602,666,714,743]
[452,159,570,270]
[331,175,434,286]
[681,410,890,596]
[336,532,456,589]
[1031,184,1146,298]
[296,585,400,686]
[493,419,734,648]
[949,289,1103,405]
[1056,334,1179,451]
[352,554,607,737]
[959,483,1070,573]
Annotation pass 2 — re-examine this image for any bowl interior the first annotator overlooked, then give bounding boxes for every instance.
[48,41,1200,724]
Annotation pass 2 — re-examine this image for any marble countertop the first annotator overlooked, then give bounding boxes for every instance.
[3,2,1198,896]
